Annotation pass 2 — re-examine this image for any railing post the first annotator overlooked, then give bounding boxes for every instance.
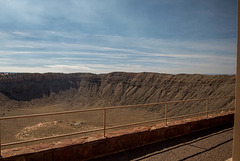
[206,98,209,118]
[165,104,168,126]
[103,109,106,137]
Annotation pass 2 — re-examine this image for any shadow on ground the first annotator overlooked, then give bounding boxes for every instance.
[91,123,233,161]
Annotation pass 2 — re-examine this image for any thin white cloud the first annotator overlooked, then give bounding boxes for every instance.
[0,30,236,54]
[0,61,234,75]
[0,30,236,74]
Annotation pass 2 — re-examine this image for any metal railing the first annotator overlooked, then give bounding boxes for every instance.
[0,95,235,157]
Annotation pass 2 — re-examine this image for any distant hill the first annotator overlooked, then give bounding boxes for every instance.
[0,72,235,112]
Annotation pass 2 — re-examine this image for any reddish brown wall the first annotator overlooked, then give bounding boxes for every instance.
[1,112,234,161]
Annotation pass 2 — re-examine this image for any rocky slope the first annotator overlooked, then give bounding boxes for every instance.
[0,72,235,111]
[0,72,236,145]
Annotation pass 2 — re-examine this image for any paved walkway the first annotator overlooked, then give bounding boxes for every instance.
[91,124,233,161]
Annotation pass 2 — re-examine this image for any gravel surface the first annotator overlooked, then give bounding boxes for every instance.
[91,123,233,161]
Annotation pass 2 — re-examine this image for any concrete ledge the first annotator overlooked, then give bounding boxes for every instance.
[1,111,234,161]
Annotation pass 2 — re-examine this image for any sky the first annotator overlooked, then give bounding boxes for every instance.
[0,0,237,74]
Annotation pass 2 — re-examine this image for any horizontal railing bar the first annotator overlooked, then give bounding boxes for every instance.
[2,107,235,147]
[106,118,166,130]
[102,96,235,110]
[105,102,164,110]
[208,96,235,100]
[2,128,104,147]
[208,107,235,113]
[0,108,105,120]
[105,106,234,131]
[167,111,207,120]
[0,96,235,120]
[0,95,235,150]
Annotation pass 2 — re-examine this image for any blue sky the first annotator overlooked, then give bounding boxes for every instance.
[0,0,237,74]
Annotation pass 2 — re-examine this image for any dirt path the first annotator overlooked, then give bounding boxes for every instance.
[92,123,233,161]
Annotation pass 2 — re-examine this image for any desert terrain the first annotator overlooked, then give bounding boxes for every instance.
[0,72,235,149]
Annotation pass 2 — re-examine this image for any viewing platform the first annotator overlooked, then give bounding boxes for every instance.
[0,110,234,161]
[93,123,233,161]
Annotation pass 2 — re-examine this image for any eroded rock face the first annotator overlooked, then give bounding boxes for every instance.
[0,72,235,108]
[0,72,235,145]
